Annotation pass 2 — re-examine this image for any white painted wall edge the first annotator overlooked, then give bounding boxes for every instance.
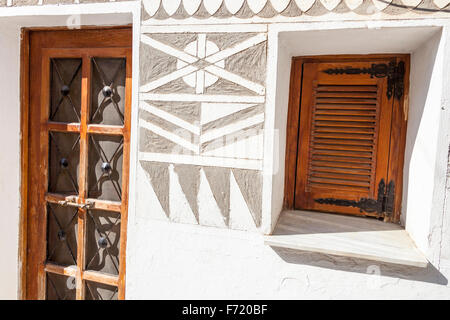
[0,1,140,299]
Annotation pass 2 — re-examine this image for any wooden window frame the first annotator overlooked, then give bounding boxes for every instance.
[283,54,410,223]
[18,26,133,300]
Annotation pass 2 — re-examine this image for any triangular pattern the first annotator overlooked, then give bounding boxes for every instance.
[231,168,262,227]
[169,164,199,224]
[229,170,258,231]
[198,168,228,227]
[203,167,231,223]
[173,164,201,222]
[138,162,170,221]
[139,33,267,95]
[200,103,256,125]
[140,0,449,18]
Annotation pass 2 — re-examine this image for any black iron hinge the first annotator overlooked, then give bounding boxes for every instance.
[323,61,405,100]
[314,179,395,217]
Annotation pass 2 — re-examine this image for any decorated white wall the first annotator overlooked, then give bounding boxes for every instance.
[0,0,450,299]
[126,18,450,299]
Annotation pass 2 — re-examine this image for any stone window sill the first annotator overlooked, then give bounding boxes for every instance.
[264,210,428,268]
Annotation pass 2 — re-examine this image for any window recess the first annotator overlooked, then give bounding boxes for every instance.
[284,55,410,223]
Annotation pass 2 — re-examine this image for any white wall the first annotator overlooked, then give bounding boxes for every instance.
[0,24,21,300]
[127,217,450,299]
[403,30,446,256]
[0,2,138,300]
[1,5,450,299]
[126,22,450,299]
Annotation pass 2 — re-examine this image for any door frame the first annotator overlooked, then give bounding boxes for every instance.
[283,54,410,223]
[19,25,133,300]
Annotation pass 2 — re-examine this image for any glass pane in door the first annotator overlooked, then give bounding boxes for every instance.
[49,58,82,123]
[48,131,80,196]
[90,58,126,126]
[46,203,79,266]
[85,281,118,300]
[88,134,123,201]
[46,273,77,300]
[85,209,121,275]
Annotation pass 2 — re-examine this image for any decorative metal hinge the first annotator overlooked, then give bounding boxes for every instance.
[323,61,405,100]
[314,179,395,217]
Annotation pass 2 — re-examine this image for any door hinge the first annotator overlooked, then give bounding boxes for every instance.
[322,61,405,100]
[383,180,395,217]
[314,179,395,217]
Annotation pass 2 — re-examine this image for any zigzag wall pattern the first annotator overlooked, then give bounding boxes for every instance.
[3,1,450,18]
[140,0,450,20]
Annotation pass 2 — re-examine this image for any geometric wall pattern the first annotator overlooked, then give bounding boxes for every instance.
[140,0,450,20]
[139,30,266,170]
[5,0,449,231]
[137,26,267,231]
[4,0,450,17]
[137,162,262,230]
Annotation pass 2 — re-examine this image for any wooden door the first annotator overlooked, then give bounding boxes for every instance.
[24,27,132,300]
[287,56,409,221]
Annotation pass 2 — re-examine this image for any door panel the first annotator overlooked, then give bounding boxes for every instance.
[90,57,126,126]
[294,59,396,217]
[25,28,132,300]
[49,58,83,123]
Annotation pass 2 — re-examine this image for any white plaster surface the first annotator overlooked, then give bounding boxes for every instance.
[128,19,450,294]
[126,17,450,301]
[0,3,138,300]
[0,24,20,300]
[402,30,445,257]
[1,4,450,300]
[126,218,450,299]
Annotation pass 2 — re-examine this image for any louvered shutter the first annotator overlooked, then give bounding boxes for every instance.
[294,61,394,217]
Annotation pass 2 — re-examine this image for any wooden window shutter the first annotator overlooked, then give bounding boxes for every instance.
[293,59,405,219]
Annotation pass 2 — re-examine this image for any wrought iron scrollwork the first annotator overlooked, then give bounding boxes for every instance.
[314,179,395,216]
[323,61,405,100]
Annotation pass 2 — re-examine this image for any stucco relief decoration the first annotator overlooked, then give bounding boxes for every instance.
[137,26,267,231]
[2,0,450,14]
[141,0,450,20]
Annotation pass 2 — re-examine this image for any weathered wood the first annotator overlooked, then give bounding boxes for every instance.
[285,55,409,222]
[283,58,303,210]
[118,49,132,300]
[87,124,124,135]
[83,270,119,287]
[19,28,30,300]
[47,122,80,133]
[45,263,77,277]
[75,54,91,300]
[24,27,132,300]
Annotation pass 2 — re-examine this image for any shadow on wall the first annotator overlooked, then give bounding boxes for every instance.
[272,247,448,286]
[271,211,403,236]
